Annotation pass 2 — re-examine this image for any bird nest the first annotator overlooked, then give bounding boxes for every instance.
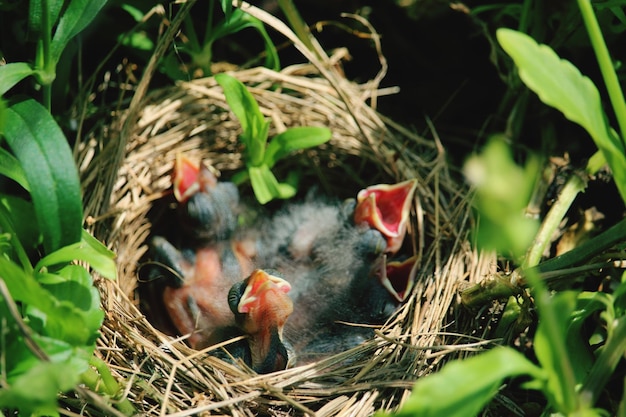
[75,3,495,416]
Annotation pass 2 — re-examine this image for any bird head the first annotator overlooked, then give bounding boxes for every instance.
[375,255,418,303]
[353,179,417,254]
[171,153,240,241]
[172,153,218,203]
[229,269,293,335]
[228,269,294,373]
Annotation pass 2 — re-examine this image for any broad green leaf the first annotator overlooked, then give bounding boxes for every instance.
[215,73,269,165]
[42,265,104,340]
[81,229,116,261]
[50,0,108,64]
[35,231,117,280]
[0,149,30,191]
[0,257,58,313]
[377,347,545,417]
[582,314,626,407]
[497,28,626,203]
[28,0,65,34]
[0,360,82,415]
[4,98,83,253]
[275,181,297,199]
[264,126,332,167]
[463,136,539,258]
[0,97,5,132]
[27,298,96,345]
[249,165,279,205]
[0,62,35,96]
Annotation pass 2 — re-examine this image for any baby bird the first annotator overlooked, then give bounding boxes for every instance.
[228,269,294,373]
[172,153,241,243]
[148,236,254,349]
[353,179,418,255]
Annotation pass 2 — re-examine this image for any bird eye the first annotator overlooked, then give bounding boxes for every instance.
[228,282,244,313]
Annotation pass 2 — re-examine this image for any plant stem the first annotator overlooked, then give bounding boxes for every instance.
[536,216,626,274]
[523,173,586,268]
[40,0,52,111]
[578,0,626,151]
[581,314,626,407]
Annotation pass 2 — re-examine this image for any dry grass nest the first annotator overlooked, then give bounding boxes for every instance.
[74,3,497,416]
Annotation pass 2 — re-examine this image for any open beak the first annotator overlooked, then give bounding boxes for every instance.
[237,270,292,315]
[377,255,418,303]
[172,153,217,203]
[354,179,417,254]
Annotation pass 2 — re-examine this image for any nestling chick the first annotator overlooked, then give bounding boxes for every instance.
[353,179,418,254]
[228,269,294,373]
[172,153,241,243]
[148,236,255,349]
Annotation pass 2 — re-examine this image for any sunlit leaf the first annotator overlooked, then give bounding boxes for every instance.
[0,63,35,96]
[0,149,30,191]
[463,135,540,258]
[249,165,278,205]
[50,0,108,64]
[215,73,269,165]
[377,347,546,417]
[0,257,57,313]
[35,234,117,280]
[264,126,331,167]
[4,98,83,253]
[0,360,83,415]
[497,28,626,203]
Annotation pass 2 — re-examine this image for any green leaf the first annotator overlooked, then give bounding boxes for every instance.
[42,265,104,340]
[463,136,540,258]
[215,73,269,165]
[533,290,579,412]
[0,195,41,252]
[220,0,233,21]
[249,165,279,205]
[0,62,36,96]
[210,9,279,71]
[0,359,82,415]
[35,231,117,280]
[496,28,626,203]
[0,257,58,313]
[264,126,331,167]
[50,0,108,65]
[4,98,83,253]
[0,97,6,133]
[120,3,146,22]
[378,347,546,417]
[0,148,30,191]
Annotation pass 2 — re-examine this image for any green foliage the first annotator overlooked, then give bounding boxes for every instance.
[376,348,546,417]
[390,3,626,417]
[215,73,332,204]
[4,98,83,254]
[463,135,540,259]
[0,0,131,413]
[121,1,279,79]
[496,27,626,203]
